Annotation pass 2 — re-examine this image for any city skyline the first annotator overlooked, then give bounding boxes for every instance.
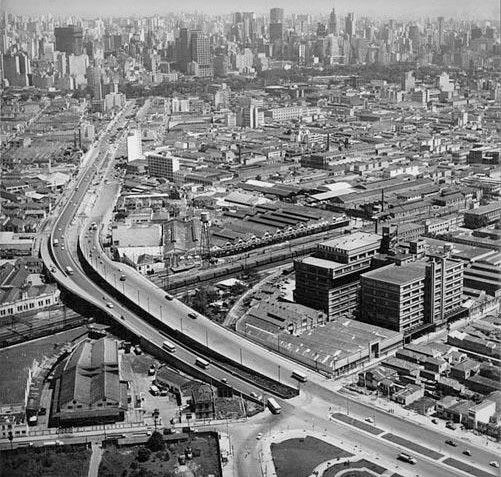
[3,0,500,19]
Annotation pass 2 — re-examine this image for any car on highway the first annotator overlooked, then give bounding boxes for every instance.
[364,417,374,423]
[119,275,126,281]
[188,312,197,319]
[431,418,439,424]
[463,449,471,456]
[107,303,114,309]
[445,421,457,430]
[490,461,499,468]
[165,293,174,301]
[445,439,457,447]
[120,315,125,320]
[256,433,263,440]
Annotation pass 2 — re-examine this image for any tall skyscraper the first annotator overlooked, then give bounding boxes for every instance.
[328,8,338,35]
[190,31,213,77]
[270,7,284,42]
[345,13,356,37]
[54,25,83,56]
[176,28,192,73]
[86,66,103,100]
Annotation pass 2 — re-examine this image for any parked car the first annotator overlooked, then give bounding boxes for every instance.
[445,440,457,447]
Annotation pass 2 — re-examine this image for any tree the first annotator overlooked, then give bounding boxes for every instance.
[146,431,164,452]
[137,447,151,462]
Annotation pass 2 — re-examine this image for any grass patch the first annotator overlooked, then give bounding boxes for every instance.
[98,432,221,477]
[0,445,91,477]
[324,459,387,476]
[271,436,352,477]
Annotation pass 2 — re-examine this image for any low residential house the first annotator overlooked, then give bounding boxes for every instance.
[154,367,192,406]
[463,400,496,430]
[358,368,398,394]
[392,383,424,406]
[191,384,214,420]
[423,356,449,374]
[444,399,478,424]
[437,376,465,396]
[450,359,481,382]
[436,395,458,418]
[466,375,501,395]
[382,357,422,377]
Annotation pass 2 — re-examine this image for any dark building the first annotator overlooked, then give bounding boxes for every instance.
[270,7,284,42]
[54,25,83,56]
[51,338,128,426]
[294,232,382,319]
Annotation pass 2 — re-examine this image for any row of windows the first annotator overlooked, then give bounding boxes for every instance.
[0,298,54,316]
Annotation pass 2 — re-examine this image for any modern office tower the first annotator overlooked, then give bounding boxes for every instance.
[176,28,192,73]
[54,25,83,55]
[270,7,284,42]
[270,7,284,24]
[127,129,143,162]
[294,232,382,320]
[86,66,103,99]
[328,8,337,35]
[402,70,416,91]
[190,30,213,77]
[360,262,427,333]
[437,16,444,47]
[360,257,463,333]
[242,12,255,40]
[238,104,264,129]
[2,52,30,87]
[146,151,180,181]
[345,12,355,37]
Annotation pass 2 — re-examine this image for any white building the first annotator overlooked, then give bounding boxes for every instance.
[127,129,143,162]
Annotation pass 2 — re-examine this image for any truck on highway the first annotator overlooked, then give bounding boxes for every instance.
[162,340,176,353]
[292,370,307,382]
[195,357,210,369]
[398,453,416,464]
[65,266,74,275]
[267,397,282,414]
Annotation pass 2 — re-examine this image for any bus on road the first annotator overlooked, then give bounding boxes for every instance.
[267,397,282,414]
[65,266,74,275]
[195,357,210,369]
[292,370,307,382]
[162,340,176,353]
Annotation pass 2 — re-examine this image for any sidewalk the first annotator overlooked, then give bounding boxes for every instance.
[339,387,501,454]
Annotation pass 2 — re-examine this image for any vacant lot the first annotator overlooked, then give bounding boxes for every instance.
[271,436,352,477]
[0,326,88,405]
[0,445,91,477]
[98,433,221,477]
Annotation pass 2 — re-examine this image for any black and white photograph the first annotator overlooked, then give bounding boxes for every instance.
[0,1,500,476]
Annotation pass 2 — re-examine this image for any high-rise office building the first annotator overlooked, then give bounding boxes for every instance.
[328,8,338,35]
[270,8,284,24]
[54,25,83,56]
[360,257,463,334]
[270,7,284,42]
[127,129,143,162]
[190,31,213,77]
[294,232,382,320]
[146,151,180,181]
[2,52,30,87]
[176,28,192,73]
[345,13,355,37]
[86,66,103,100]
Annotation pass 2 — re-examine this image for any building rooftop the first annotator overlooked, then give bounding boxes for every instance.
[362,262,427,286]
[320,231,381,252]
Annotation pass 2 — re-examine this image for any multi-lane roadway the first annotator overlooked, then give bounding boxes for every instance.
[43,103,500,477]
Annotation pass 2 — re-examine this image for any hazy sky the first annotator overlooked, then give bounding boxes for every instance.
[3,0,499,19]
